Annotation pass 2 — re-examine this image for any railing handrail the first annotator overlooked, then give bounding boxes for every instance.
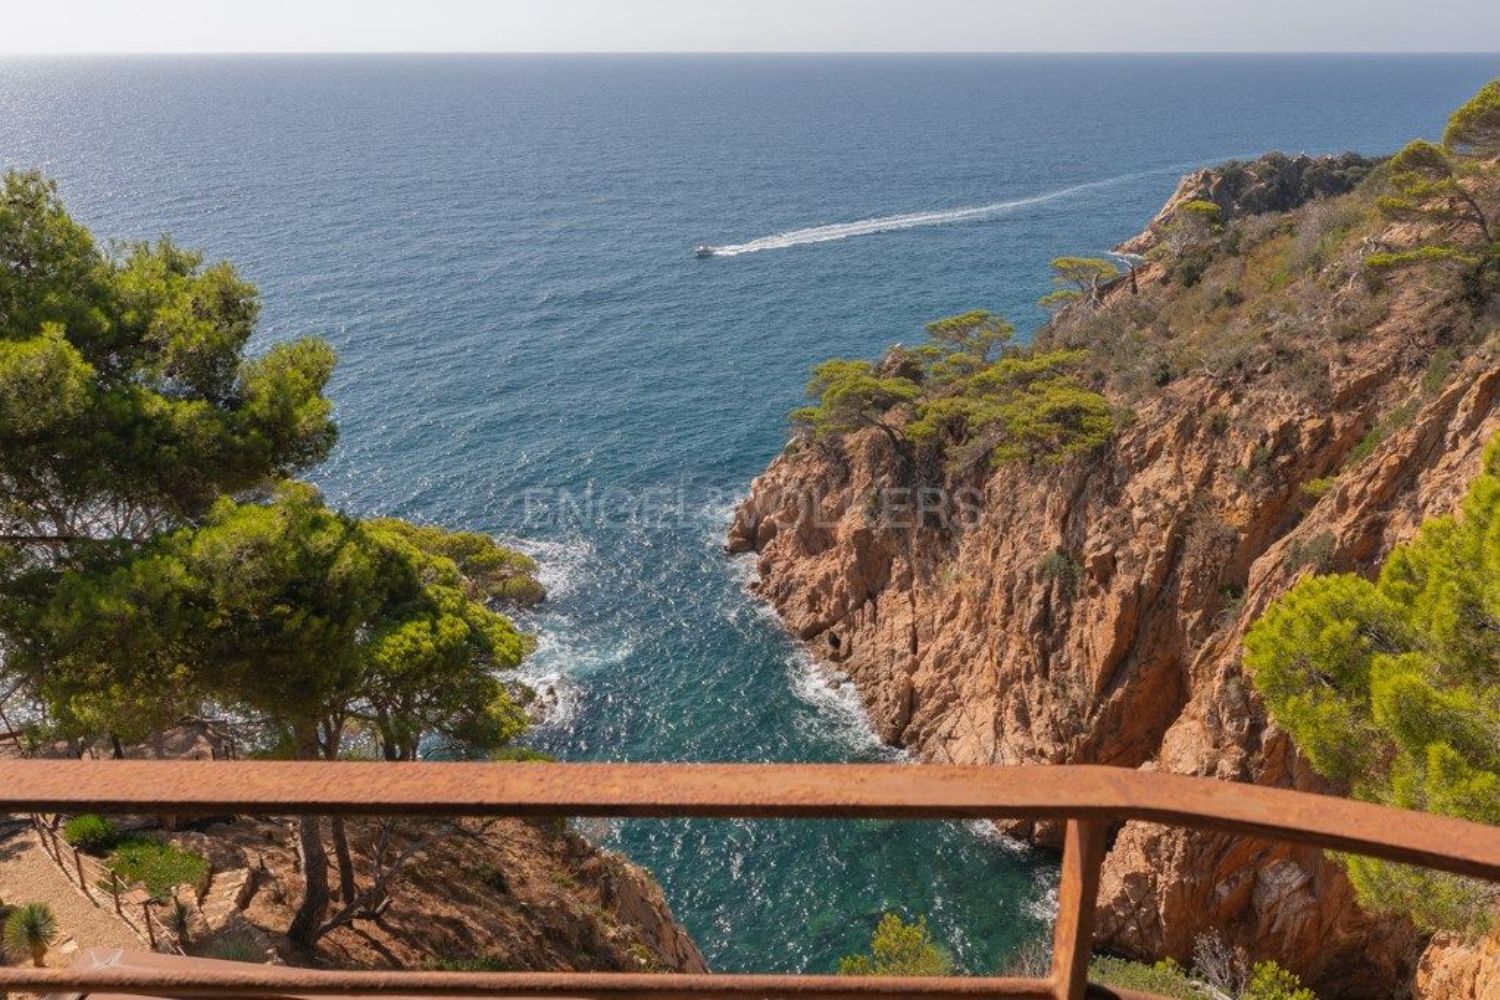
[1,760,1495,880]
[0,761,1495,1000]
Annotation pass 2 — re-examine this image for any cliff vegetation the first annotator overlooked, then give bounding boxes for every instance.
[731,79,1500,997]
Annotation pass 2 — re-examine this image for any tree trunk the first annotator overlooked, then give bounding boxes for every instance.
[31,944,46,968]
[330,816,357,905]
[287,723,329,948]
[109,733,125,759]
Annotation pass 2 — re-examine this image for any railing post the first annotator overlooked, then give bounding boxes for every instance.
[142,902,157,949]
[1049,818,1108,1000]
[72,846,93,900]
[110,872,123,915]
[38,816,59,864]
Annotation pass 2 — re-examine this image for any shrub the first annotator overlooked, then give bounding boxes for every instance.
[107,837,210,900]
[1421,348,1457,396]
[1347,400,1419,468]
[1289,198,1367,276]
[1300,477,1337,500]
[166,897,193,942]
[1365,246,1479,271]
[1286,531,1337,574]
[1038,548,1082,599]
[1087,956,1199,999]
[1089,953,1317,1000]
[1171,249,1212,287]
[204,931,268,964]
[1179,199,1223,226]
[63,814,119,855]
[839,913,953,977]
[1243,960,1317,1000]
[422,954,512,972]
[4,903,57,968]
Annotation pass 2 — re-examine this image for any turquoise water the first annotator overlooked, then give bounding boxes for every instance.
[2,53,1495,972]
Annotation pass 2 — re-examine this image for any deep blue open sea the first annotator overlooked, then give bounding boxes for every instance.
[2,53,1495,973]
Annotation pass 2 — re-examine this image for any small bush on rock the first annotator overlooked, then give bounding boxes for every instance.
[63,814,119,854]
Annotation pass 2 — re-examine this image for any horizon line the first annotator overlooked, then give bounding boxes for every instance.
[3,49,1499,58]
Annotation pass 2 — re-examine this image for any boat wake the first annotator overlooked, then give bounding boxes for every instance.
[696,164,1188,257]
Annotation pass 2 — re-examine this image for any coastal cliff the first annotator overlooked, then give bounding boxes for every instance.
[178,814,708,974]
[730,153,1499,996]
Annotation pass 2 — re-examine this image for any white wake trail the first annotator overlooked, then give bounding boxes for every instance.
[699,165,1183,257]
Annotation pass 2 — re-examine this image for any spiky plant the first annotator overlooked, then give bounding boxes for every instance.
[4,902,58,968]
[204,931,267,964]
[167,898,193,944]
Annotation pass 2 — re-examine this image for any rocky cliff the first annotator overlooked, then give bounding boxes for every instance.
[1116,151,1379,255]
[729,155,1498,997]
[173,813,708,974]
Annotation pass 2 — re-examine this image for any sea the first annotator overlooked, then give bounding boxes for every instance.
[2,52,1494,973]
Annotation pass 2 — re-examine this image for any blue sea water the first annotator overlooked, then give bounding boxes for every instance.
[1,53,1495,973]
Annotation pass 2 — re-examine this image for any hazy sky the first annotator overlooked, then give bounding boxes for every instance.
[3,0,1498,55]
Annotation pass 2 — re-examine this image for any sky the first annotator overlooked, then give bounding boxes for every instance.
[2,0,1498,55]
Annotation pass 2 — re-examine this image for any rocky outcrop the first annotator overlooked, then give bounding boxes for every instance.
[1116,151,1379,255]
[730,172,1497,997]
[167,814,707,974]
[1413,934,1500,999]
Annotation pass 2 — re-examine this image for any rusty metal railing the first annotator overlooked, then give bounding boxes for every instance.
[1,761,1497,1000]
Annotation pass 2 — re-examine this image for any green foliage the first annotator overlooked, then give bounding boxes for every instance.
[166,897,193,939]
[1243,961,1316,1000]
[422,954,513,972]
[204,931,268,963]
[1152,199,1226,285]
[1245,436,1500,932]
[838,913,953,977]
[907,348,1114,469]
[792,303,1114,472]
[1179,199,1224,225]
[0,172,541,950]
[367,519,544,608]
[1421,348,1458,396]
[1443,79,1500,157]
[1373,131,1493,267]
[0,170,337,546]
[1365,246,1480,271]
[1299,476,1337,500]
[1038,547,1081,598]
[791,358,920,441]
[1041,258,1119,311]
[490,745,556,762]
[1344,400,1418,471]
[0,170,341,745]
[107,837,210,900]
[923,310,1013,369]
[62,814,119,854]
[3,903,57,966]
[1089,953,1316,1000]
[34,483,531,762]
[1087,956,1200,999]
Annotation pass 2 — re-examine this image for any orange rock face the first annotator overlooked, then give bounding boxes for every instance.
[729,167,1499,997]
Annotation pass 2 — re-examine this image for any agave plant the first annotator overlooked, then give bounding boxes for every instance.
[166,898,193,944]
[4,902,58,968]
[204,930,267,964]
